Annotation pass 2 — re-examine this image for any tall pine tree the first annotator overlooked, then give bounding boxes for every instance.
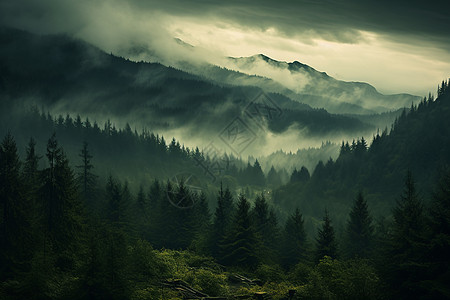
[282,208,309,267]
[210,184,234,259]
[222,193,258,268]
[76,141,97,211]
[315,209,338,262]
[384,171,428,299]
[345,192,373,258]
[0,133,30,279]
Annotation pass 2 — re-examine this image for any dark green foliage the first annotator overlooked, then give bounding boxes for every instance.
[76,141,97,210]
[210,184,234,259]
[190,191,211,253]
[22,138,41,193]
[240,160,266,186]
[39,134,84,272]
[0,133,30,280]
[266,165,282,187]
[427,167,450,298]
[133,185,149,240]
[221,193,258,268]
[282,208,309,267]
[0,77,449,298]
[345,192,373,259]
[104,176,131,299]
[273,85,450,228]
[300,256,380,299]
[290,166,310,183]
[252,193,280,263]
[383,171,429,299]
[315,210,338,262]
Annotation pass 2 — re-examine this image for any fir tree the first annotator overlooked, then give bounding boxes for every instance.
[315,209,338,262]
[0,133,30,279]
[104,176,130,299]
[222,193,258,268]
[427,168,450,298]
[210,184,234,259]
[345,192,373,258]
[76,141,97,209]
[384,171,428,299]
[282,208,308,267]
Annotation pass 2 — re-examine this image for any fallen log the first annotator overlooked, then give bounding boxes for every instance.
[162,279,208,299]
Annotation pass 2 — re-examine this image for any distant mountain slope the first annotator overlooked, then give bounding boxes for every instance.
[225,54,420,114]
[0,27,375,156]
[273,83,450,222]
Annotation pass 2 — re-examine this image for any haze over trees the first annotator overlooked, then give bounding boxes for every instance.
[1,26,450,300]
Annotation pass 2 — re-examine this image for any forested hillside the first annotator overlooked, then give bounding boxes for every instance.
[273,81,450,224]
[1,81,449,299]
[0,26,376,149]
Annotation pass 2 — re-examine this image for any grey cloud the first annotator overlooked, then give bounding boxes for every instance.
[1,0,448,49]
[128,0,450,47]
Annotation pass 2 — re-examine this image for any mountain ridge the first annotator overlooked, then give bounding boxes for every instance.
[225,52,420,114]
[0,26,376,156]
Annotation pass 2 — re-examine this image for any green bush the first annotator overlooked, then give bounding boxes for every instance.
[299,256,380,300]
[288,262,313,285]
[255,264,285,283]
[189,268,229,297]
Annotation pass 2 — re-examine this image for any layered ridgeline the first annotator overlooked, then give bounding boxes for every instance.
[170,51,419,115]
[225,54,420,114]
[1,27,394,157]
[132,37,420,115]
[273,81,450,225]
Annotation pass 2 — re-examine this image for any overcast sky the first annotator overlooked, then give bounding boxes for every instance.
[1,0,449,95]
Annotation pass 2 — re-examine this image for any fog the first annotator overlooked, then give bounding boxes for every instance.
[1,0,448,97]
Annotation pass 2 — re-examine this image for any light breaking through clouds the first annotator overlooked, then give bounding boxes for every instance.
[1,0,448,95]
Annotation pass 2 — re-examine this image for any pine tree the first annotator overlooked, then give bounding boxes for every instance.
[252,192,271,262]
[222,193,258,268]
[210,184,234,259]
[173,180,197,248]
[427,168,450,297]
[315,209,338,262]
[106,176,128,227]
[267,165,281,187]
[0,133,30,279]
[282,208,308,267]
[345,192,373,258]
[252,159,266,186]
[193,191,211,234]
[147,179,162,245]
[191,191,211,253]
[291,166,310,182]
[253,193,270,235]
[384,171,428,298]
[22,138,41,192]
[252,193,279,263]
[134,185,149,240]
[76,141,97,210]
[21,138,41,268]
[33,134,83,273]
[104,176,130,299]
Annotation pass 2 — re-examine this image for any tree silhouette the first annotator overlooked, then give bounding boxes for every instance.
[0,133,29,279]
[345,192,373,259]
[76,141,97,209]
[282,208,309,267]
[315,209,338,262]
[384,171,428,299]
[222,193,258,268]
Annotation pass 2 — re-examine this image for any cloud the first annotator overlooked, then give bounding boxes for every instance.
[0,0,448,96]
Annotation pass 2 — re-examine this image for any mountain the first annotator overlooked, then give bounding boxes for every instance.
[0,27,376,157]
[225,54,420,114]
